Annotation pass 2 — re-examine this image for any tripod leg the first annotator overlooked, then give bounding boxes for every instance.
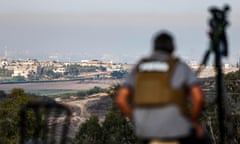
[197,49,211,75]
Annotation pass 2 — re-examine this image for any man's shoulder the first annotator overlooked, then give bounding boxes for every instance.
[175,59,192,70]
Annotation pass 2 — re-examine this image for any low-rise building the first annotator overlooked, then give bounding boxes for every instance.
[2,59,41,79]
[53,67,66,74]
[80,60,101,67]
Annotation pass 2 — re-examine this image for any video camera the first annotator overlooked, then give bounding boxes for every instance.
[208,5,230,56]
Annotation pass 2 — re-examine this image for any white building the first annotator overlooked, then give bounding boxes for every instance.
[53,67,66,73]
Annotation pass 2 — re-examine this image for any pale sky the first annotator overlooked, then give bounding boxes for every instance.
[0,0,239,64]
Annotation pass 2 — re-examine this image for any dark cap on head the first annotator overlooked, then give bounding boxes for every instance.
[153,31,175,54]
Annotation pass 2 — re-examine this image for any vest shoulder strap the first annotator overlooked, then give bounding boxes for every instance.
[166,57,179,75]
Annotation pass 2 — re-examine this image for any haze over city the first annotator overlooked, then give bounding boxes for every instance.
[0,0,239,64]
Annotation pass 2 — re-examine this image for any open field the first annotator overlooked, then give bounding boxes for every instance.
[0,79,122,95]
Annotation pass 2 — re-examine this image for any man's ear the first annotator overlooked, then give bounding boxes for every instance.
[169,47,175,54]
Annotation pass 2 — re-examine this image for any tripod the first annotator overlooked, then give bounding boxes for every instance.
[198,5,236,144]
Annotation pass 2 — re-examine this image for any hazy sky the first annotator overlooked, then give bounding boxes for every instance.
[0,0,239,64]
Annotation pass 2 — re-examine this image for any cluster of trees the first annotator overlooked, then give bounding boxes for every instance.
[39,67,62,79]
[76,86,106,98]
[38,65,107,80]
[49,86,107,99]
[72,112,138,144]
[65,65,106,76]
[199,69,240,143]
[0,68,13,77]
[110,70,128,79]
[0,89,44,144]
[223,70,240,142]
[72,85,139,144]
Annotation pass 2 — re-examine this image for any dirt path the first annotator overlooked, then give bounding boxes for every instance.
[57,93,111,138]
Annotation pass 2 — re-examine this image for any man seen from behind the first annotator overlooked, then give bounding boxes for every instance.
[116,31,206,144]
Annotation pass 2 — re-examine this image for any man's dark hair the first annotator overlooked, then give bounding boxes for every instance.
[153,32,175,54]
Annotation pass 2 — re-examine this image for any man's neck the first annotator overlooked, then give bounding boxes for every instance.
[151,50,173,60]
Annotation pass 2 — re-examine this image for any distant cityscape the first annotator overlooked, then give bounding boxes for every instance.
[0,57,131,82]
[0,56,239,82]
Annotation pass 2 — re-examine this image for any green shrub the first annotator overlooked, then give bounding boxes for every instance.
[72,116,103,144]
[77,87,105,98]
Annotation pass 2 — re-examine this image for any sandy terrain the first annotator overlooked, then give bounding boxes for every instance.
[57,93,112,139]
